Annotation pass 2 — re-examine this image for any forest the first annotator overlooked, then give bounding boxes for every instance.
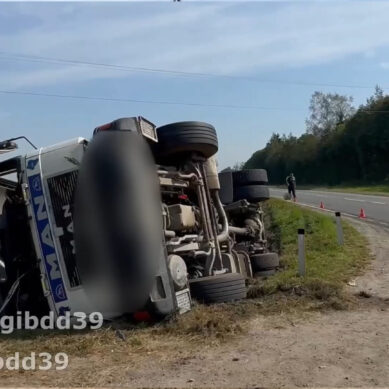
[244,87,389,186]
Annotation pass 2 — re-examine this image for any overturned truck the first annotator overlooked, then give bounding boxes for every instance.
[0,117,278,322]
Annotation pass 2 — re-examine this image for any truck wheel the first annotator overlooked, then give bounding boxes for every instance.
[189,273,247,304]
[254,269,276,278]
[74,131,165,315]
[251,253,279,272]
[153,121,218,163]
[218,170,234,204]
[234,185,270,202]
[233,169,268,186]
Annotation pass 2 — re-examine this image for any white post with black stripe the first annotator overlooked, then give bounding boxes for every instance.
[335,211,344,246]
[298,228,306,277]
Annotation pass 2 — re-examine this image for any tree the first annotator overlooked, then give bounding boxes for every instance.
[231,161,245,171]
[366,85,384,106]
[306,91,355,137]
[244,89,389,186]
[346,95,389,181]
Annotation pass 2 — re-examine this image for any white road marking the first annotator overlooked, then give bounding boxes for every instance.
[270,188,389,202]
[343,198,386,205]
[295,202,357,218]
[270,190,389,227]
[293,202,388,224]
[272,190,387,206]
[270,194,389,227]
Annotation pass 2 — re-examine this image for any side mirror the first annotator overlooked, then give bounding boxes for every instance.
[0,140,18,154]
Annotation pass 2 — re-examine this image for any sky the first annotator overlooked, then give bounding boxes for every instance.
[1,1,389,169]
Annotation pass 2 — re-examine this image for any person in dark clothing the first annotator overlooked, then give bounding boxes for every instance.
[286,173,296,201]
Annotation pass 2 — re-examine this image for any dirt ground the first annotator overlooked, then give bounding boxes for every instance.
[1,219,389,387]
[119,219,389,388]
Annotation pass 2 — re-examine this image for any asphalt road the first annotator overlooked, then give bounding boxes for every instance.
[270,188,389,226]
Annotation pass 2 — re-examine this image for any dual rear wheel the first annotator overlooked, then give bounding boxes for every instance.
[232,169,270,202]
[251,252,280,277]
[189,273,247,304]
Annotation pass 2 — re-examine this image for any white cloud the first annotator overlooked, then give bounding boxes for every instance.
[1,2,389,88]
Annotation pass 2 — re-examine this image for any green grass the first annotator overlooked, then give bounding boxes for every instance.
[249,199,370,309]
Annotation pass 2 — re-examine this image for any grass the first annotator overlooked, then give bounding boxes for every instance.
[250,199,370,309]
[0,199,371,385]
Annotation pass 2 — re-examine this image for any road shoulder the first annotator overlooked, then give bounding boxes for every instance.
[124,218,389,387]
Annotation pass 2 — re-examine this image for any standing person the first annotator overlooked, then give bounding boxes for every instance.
[286,173,297,202]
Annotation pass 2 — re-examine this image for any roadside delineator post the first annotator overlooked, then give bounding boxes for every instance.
[335,211,344,246]
[298,228,306,277]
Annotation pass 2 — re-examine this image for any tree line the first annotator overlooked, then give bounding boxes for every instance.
[243,87,389,185]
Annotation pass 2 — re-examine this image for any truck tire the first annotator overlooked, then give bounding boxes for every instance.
[251,253,279,272]
[153,121,218,163]
[233,169,268,186]
[218,170,234,204]
[234,185,270,202]
[189,273,246,304]
[74,131,166,315]
[254,269,276,278]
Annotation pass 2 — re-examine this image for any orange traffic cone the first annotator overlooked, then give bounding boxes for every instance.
[359,208,366,219]
[320,202,325,209]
